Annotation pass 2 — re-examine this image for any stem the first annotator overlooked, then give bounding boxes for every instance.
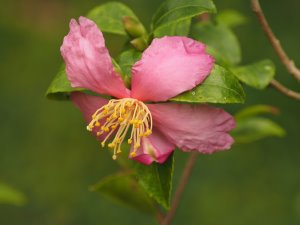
[161,152,198,225]
[270,79,300,100]
[156,211,164,224]
[251,0,300,82]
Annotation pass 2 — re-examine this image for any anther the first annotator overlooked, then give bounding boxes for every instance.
[87,125,92,131]
[108,143,115,148]
[144,129,152,137]
[130,151,137,157]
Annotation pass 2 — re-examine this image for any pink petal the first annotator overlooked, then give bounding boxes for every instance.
[148,103,235,154]
[61,17,130,99]
[71,92,108,141]
[131,36,214,102]
[130,129,175,165]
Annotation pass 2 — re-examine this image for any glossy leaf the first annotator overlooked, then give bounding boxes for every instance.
[216,9,248,28]
[90,172,156,214]
[87,2,141,36]
[171,64,245,104]
[117,49,142,87]
[0,183,26,206]
[46,65,83,100]
[151,0,216,34]
[191,22,241,66]
[235,104,279,121]
[154,18,191,37]
[135,153,174,209]
[232,59,275,89]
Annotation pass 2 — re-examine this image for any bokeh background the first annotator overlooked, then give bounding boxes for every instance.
[1,0,300,224]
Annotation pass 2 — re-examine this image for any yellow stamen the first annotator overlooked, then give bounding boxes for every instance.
[108,143,115,148]
[130,151,137,157]
[87,98,153,160]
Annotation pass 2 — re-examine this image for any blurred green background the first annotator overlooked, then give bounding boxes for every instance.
[1,0,300,224]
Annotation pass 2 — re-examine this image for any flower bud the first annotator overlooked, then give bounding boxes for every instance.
[122,16,146,38]
[130,36,148,51]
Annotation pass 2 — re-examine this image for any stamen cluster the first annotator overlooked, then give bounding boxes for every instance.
[87,98,152,159]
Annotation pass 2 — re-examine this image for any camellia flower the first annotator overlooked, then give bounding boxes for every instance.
[61,17,236,165]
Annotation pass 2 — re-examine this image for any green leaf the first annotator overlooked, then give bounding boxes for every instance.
[0,183,26,206]
[171,64,245,104]
[46,65,83,100]
[231,117,285,144]
[90,173,155,214]
[231,59,275,89]
[154,18,191,37]
[235,104,279,121]
[151,0,216,34]
[87,2,141,36]
[216,9,248,28]
[135,153,174,209]
[117,49,142,87]
[191,22,241,66]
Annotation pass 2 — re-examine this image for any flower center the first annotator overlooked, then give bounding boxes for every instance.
[87,98,152,160]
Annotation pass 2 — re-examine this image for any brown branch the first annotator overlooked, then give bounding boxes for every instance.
[270,79,300,100]
[156,211,164,224]
[251,0,300,82]
[161,152,198,225]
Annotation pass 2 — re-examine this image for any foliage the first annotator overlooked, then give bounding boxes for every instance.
[0,183,26,206]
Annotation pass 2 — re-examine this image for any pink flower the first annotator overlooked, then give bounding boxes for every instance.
[61,17,236,165]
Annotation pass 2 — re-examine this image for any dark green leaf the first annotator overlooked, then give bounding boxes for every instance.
[90,172,155,214]
[231,59,275,89]
[235,104,279,121]
[231,117,285,144]
[151,0,216,34]
[117,49,142,87]
[87,2,141,36]
[46,65,83,100]
[191,22,241,66]
[135,153,174,209]
[0,183,26,206]
[216,9,248,28]
[171,64,245,104]
[154,18,191,37]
